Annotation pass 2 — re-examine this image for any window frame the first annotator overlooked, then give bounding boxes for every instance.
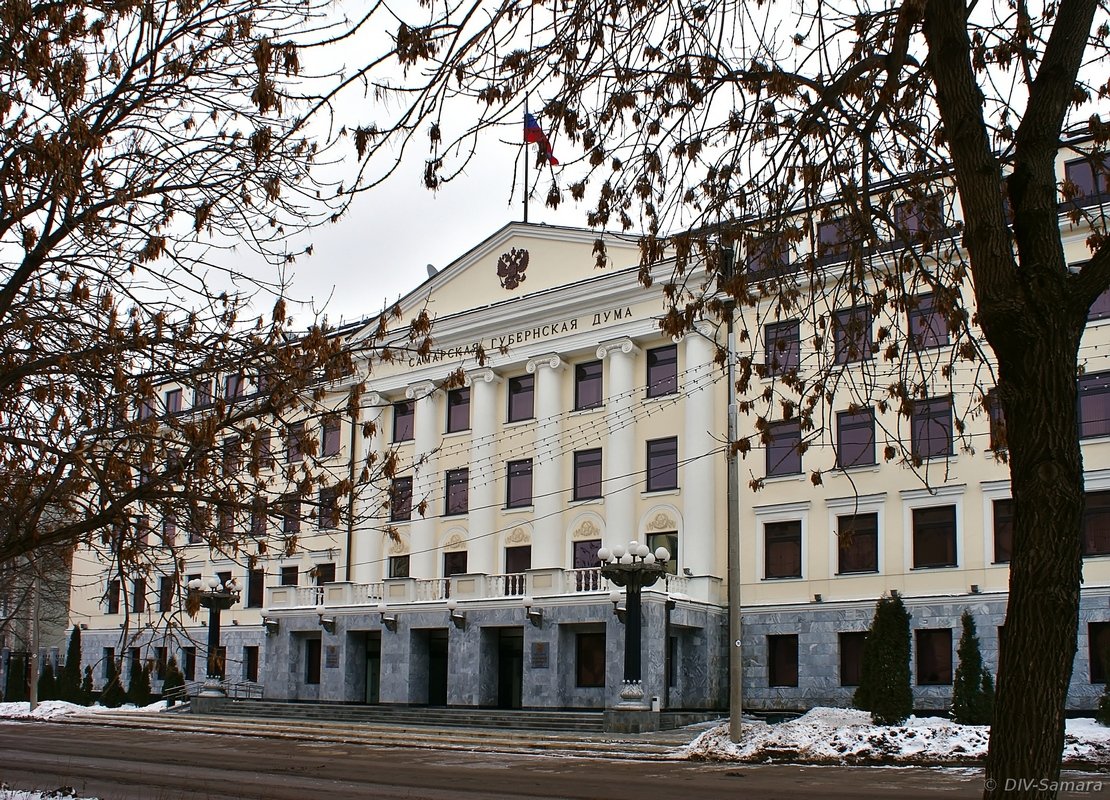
[321,416,342,457]
[279,566,299,587]
[446,387,471,434]
[1063,155,1110,206]
[836,408,875,469]
[575,631,606,688]
[1083,490,1110,557]
[912,504,958,569]
[318,486,340,530]
[833,306,873,364]
[388,555,410,578]
[911,396,954,460]
[767,634,800,687]
[246,568,265,609]
[390,476,414,522]
[907,293,949,350]
[992,497,1013,564]
[573,448,603,501]
[764,519,803,579]
[1089,621,1110,683]
[1079,372,1110,439]
[915,628,954,686]
[766,419,802,477]
[445,467,469,516]
[392,399,415,442]
[647,531,678,576]
[836,512,879,574]
[646,344,678,398]
[164,388,182,415]
[646,437,679,492]
[574,360,604,411]
[286,421,305,463]
[839,631,867,687]
[506,459,534,508]
[764,320,800,375]
[507,374,535,423]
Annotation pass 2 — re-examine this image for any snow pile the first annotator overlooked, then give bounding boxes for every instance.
[684,707,1110,766]
[0,700,167,721]
[0,786,96,800]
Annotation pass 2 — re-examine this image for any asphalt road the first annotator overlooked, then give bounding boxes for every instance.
[0,719,1059,800]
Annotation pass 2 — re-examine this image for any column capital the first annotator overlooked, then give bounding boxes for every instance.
[464,367,502,387]
[405,380,439,401]
[526,353,564,374]
[597,337,641,360]
[364,391,384,407]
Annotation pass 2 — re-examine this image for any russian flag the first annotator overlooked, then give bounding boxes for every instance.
[524,113,559,165]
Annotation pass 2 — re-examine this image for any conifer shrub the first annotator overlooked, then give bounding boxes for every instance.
[127,660,153,707]
[952,609,996,725]
[853,594,913,725]
[161,656,186,706]
[5,653,28,703]
[58,626,83,703]
[100,659,127,708]
[37,660,57,702]
[79,666,93,706]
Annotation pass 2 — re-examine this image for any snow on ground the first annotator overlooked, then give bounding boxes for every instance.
[0,788,97,800]
[0,700,167,720]
[684,707,1110,766]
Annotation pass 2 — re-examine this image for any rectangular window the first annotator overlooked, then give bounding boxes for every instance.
[766,420,802,477]
[574,361,603,410]
[1083,490,1110,557]
[102,647,115,680]
[390,477,414,522]
[765,520,802,579]
[768,634,799,687]
[182,647,196,681]
[573,540,603,590]
[993,498,1013,563]
[218,508,234,537]
[392,400,415,442]
[1064,155,1110,205]
[911,396,953,460]
[250,498,267,537]
[1079,372,1110,439]
[573,449,603,500]
[243,646,259,683]
[912,505,958,568]
[893,195,943,245]
[193,380,212,408]
[1090,287,1110,321]
[132,579,146,614]
[445,468,469,516]
[507,375,535,422]
[746,234,789,275]
[839,632,867,686]
[647,531,678,576]
[282,494,301,535]
[575,632,606,688]
[646,345,678,398]
[446,387,470,433]
[155,647,168,680]
[321,416,341,457]
[287,422,305,462]
[764,320,800,375]
[164,389,182,414]
[318,486,340,530]
[222,437,242,474]
[834,306,872,364]
[506,459,533,508]
[836,408,875,469]
[505,545,532,574]
[916,628,954,685]
[158,576,174,613]
[280,566,299,586]
[817,217,860,261]
[315,563,336,585]
[1089,621,1110,683]
[246,568,265,609]
[224,374,243,399]
[987,389,1008,451]
[388,555,410,579]
[305,638,322,685]
[161,515,177,546]
[107,579,121,614]
[253,431,273,471]
[137,396,155,421]
[443,551,468,578]
[837,513,879,574]
[908,293,949,349]
[646,437,679,492]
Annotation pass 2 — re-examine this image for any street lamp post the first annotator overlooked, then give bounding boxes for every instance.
[598,541,669,707]
[187,576,241,697]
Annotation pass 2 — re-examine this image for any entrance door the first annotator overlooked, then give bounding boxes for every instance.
[497,628,524,709]
[427,629,449,706]
[365,632,381,704]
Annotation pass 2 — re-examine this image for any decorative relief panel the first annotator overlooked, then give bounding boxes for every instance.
[444,533,468,552]
[507,527,531,544]
[573,519,602,540]
[647,511,677,531]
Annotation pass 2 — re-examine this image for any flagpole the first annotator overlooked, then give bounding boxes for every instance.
[523,98,530,223]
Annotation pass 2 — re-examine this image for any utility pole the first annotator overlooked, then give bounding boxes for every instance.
[726,297,743,743]
[28,571,40,711]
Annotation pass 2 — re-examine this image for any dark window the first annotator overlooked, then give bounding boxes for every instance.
[768,634,799,687]
[446,387,470,433]
[161,515,176,546]
[836,408,875,469]
[506,459,533,508]
[765,520,802,579]
[646,437,679,492]
[576,632,606,688]
[839,632,867,686]
[764,320,800,375]
[573,540,603,590]
[182,647,196,681]
[315,563,336,585]
[837,513,878,574]
[507,375,535,422]
[908,293,949,349]
[222,437,241,474]
[391,476,414,522]
[132,579,146,614]
[102,647,115,680]
[280,566,299,587]
[817,217,861,261]
[218,508,234,537]
[137,396,155,421]
[287,422,305,462]
[164,389,182,414]
[393,400,415,442]
[250,498,267,537]
[1090,287,1110,321]
[158,576,174,613]
[1079,372,1110,439]
[217,571,232,590]
[987,389,1008,451]
[107,579,121,614]
[318,486,340,530]
[505,545,532,574]
[893,195,943,245]
[834,306,872,364]
[1084,490,1110,557]
[912,505,958,568]
[445,468,469,516]
[916,628,953,685]
[1064,155,1110,205]
[305,638,322,685]
[243,646,259,682]
[647,531,678,576]
[746,234,789,275]
[443,550,468,578]
[193,380,212,408]
[993,498,1013,563]
[321,416,341,457]
[155,647,168,680]
[646,345,678,398]
[911,396,953,459]
[388,555,410,578]
[574,361,603,410]
[224,374,243,399]
[254,431,273,470]
[282,494,301,535]
[766,420,802,476]
[573,449,603,500]
[246,569,265,608]
[1089,621,1110,683]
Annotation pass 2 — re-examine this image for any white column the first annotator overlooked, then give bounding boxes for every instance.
[354,392,386,583]
[407,380,440,579]
[526,354,565,568]
[598,338,640,550]
[683,328,719,577]
[465,368,501,575]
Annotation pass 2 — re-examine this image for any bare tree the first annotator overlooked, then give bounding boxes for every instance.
[334,0,1110,796]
